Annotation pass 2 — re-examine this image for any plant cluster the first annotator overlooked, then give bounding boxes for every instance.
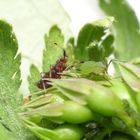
[0,1,140,139]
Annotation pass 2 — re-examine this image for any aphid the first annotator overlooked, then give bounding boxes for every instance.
[37,50,68,89]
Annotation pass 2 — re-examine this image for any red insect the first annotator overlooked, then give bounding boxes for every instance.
[37,50,68,89]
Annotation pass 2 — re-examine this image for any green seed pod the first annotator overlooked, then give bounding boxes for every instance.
[24,92,65,109]
[24,115,43,124]
[53,78,125,116]
[21,93,67,124]
[52,78,134,127]
[54,124,83,140]
[86,86,135,127]
[25,120,83,140]
[22,99,101,124]
[49,100,101,123]
[86,85,124,116]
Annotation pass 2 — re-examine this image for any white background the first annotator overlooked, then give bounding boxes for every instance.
[59,0,140,36]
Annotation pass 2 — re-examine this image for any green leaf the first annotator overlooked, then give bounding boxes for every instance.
[24,94,53,109]
[54,85,87,105]
[86,34,114,62]
[99,0,140,60]
[0,20,21,108]
[75,17,114,61]
[79,61,106,76]
[0,20,35,140]
[102,34,114,57]
[110,79,138,112]
[25,121,58,140]
[119,62,140,79]
[117,62,140,92]
[65,37,75,64]
[0,123,14,140]
[43,25,64,72]
[28,64,41,94]
[86,41,105,61]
